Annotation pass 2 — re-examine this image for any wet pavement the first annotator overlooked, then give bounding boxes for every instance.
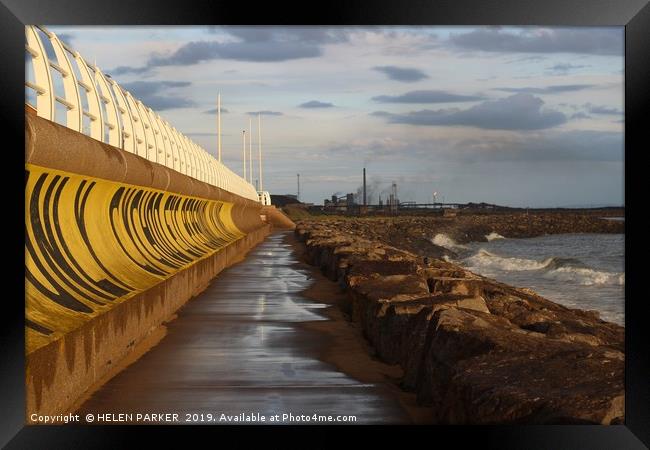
[77,231,411,424]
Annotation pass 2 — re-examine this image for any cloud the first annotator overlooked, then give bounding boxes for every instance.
[505,55,548,64]
[223,27,350,45]
[109,66,151,76]
[120,80,195,110]
[371,93,567,130]
[246,110,283,116]
[149,40,320,66]
[324,137,416,163]
[494,84,593,95]
[373,66,428,82]
[584,103,622,115]
[299,100,335,108]
[570,112,591,120]
[321,129,622,164]
[372,90,483,103]
[203,107,229,114]
[546,63,589,74]
[110,27,350,75]
[448,28,623,56]
[450,130,623,163]
[370,111,391,117]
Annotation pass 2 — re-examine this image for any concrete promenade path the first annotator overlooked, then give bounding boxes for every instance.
[77,231,411,424]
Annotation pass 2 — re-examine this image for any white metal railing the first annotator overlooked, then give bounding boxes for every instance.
[25,25,259,202]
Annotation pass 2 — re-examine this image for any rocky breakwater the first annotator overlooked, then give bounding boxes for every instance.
[438,211,625,244]
[319,213,624,259]
[295,220,624,424]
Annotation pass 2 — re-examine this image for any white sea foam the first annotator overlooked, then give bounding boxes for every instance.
[464,249,625,286]
[431,233,468,250]
[544,266,625,286]
[485,232,505,241]
[453,233,624,325]
[464,249,551,271]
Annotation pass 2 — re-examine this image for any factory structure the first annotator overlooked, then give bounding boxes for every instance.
[323,168,401,213]
[317,168,504,216]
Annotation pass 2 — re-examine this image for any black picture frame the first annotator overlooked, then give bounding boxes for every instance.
[1,0,648,447]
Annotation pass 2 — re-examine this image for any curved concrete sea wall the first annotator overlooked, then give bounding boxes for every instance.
[25,112,270,416]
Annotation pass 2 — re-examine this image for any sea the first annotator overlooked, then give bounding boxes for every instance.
[431,229,625,326]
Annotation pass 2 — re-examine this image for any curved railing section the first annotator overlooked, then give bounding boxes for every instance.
[24,25,259,202]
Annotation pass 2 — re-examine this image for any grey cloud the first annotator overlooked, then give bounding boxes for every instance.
[224,27,350,45]
[110,27,349,75]
[299,100,335,108]
[546,63,589,74]
[570,112,591,120]
[120,80,195,111]
[373,66,428,82]
[324,137,421,163]
[322,129,621,164]
[121,80,190,96]
[149,40,321,66]
[372,93,567,130]
[449,28,623,55]
[372,90,483,104]
[494,84,593,95]
[109,66,151,76]
[505,55,548,64]
[451,130,623,163]
[246,110,283,116]
[203,107,230,114]
[585,103,622,115]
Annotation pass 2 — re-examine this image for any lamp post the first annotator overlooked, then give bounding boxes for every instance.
[258,114,262,191]
[217,93,221,162]
[242,130,246,180]
[249,117,253,183]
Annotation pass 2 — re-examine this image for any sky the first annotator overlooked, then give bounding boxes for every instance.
[47,26,624,207]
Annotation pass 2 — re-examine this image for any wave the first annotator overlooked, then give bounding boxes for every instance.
[544,266,625,286]
[430,233,468,250]
[463,250,624,286]
[485,232,505,241]
[464,249,551,271]
[542,257,587,270]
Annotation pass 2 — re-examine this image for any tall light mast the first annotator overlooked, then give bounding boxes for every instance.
[242,130,247,180]
[217,93,221,162]
[248,117,253,184]
[258,114,263,192]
